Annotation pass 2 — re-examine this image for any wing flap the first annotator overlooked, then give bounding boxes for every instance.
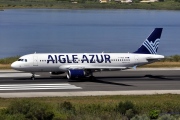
[59,65,127,70]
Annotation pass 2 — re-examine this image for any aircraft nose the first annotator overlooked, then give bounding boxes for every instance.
[11,62,19,70]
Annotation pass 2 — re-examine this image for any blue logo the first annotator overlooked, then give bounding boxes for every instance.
[143,39,160,54]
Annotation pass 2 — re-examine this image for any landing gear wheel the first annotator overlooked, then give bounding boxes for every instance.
[31,77,35,80]
[89,72,95,80]
[31,73,35,80]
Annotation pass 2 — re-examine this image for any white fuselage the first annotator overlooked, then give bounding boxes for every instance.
[11,53,164,72]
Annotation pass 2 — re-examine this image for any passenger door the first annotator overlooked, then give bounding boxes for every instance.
[134,55,138,65]
[33,55,38,66]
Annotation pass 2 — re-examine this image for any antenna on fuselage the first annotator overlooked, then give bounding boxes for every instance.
[102,51,104,55]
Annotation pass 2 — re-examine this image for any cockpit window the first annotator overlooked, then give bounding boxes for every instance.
[18,59,27,62]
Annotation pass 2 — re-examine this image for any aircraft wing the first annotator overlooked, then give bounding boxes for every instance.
[59,65,128,71]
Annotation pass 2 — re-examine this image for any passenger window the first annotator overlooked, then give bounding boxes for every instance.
[25,59,27,62]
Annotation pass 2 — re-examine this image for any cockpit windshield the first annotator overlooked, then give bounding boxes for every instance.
[18,59,27,62]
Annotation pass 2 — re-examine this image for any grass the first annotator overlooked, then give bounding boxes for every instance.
[0,94,180,120]
[0,56,18,69]
[0,94,179,110]
[141,62,180,68]
[0,64,11,69]
[0,95,178,110]
[0,56,19,64]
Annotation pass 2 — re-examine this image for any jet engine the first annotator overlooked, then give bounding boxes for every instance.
[67,69,86,79]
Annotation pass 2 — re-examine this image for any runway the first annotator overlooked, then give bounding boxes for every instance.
[0,68,180,97]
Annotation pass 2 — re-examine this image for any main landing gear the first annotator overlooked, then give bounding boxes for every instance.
[31,73,35,80]
[88,70,95,80]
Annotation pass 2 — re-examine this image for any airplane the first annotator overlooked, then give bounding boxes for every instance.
[11,28,164,80]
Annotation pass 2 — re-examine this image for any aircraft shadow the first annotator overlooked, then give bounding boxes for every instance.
[13,74,176,80]
[69,77,134,87]
[94,74,175,81]
[143,74,174,80]
[13,76,133,86]
[14,74,173,79]
[13,74,177,86]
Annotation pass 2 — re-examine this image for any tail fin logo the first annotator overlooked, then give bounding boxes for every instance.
[134,28,163,54]
[143,38,160,54]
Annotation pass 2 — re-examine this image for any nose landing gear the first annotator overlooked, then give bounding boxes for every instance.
[31,73,35,80]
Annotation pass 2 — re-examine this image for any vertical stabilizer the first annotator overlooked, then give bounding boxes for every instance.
[134,28,163,54]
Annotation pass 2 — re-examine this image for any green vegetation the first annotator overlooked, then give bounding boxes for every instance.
[142,62,180,67]
[142,55,180,68]
[0,56,19,69]
[161,55,180,62]
[1,0,180,10]
[2,100,54,120]
[0,64,11,69]
[0,95,179,119]
[0,56,19,64]
[149,109,160,119]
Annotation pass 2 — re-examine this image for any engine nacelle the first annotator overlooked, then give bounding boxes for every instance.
[67,69,85,79]
[50,72,65,75]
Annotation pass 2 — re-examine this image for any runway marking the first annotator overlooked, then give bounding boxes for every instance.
[0,73,39,77]
[0,83,82,90]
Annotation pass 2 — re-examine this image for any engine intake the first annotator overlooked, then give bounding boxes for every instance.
[67,69,85,79]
